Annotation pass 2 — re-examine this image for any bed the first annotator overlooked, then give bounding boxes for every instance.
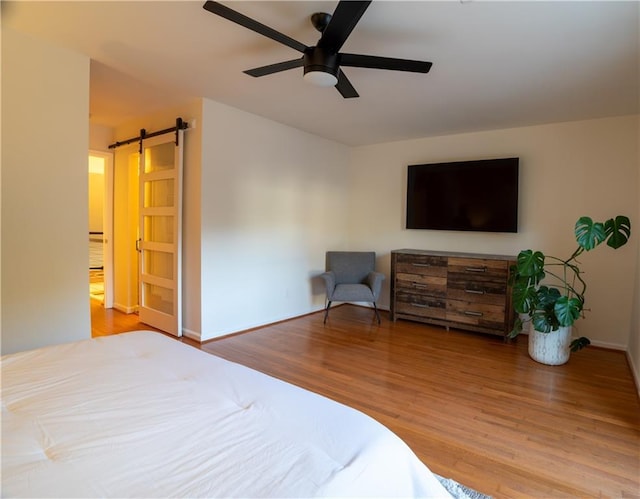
[2,331,452,498]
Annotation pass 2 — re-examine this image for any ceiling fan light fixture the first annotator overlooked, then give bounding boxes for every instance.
[203,1,432,98]
[303,70,338,87]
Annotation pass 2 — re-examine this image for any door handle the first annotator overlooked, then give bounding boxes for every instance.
[136,238,142,252]
[464,310,483,317]
[465,266,487,273]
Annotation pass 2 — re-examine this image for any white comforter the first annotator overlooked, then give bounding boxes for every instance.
[2,331,451,498]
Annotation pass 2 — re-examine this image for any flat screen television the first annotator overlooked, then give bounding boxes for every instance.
[406,157,519,233]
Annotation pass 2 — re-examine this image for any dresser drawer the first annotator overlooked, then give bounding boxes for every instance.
[395,272,446,297]
[395,254,447,277]
[446,285,506,305]
[447,274,508,305]
[446,299,506,331]
[447,257,509,279]
[395,292,446,320]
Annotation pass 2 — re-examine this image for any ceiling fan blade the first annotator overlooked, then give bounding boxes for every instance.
[317,1,371,53]
[203,1,308,53]
[340,53,432,73]
[335,70,359,99]
[244,58,304,77]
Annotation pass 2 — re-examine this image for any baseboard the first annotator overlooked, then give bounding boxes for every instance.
[587,339,627,351]
[113,303,138,314]
[196,303,392,343]
[182,328,201,342]
[625,350,640,397]
[198,306,335,343]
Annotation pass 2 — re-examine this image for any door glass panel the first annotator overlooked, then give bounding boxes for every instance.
[143,250,173,280]
[144,142,174,173]
[144,216,173,243]
[144,178,174,208]
[143,283,173,315]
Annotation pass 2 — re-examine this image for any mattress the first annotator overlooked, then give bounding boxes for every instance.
[2,331,452,498]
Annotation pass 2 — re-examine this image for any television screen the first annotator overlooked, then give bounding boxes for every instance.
[406,157,519,233]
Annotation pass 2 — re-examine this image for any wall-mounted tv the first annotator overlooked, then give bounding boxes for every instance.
[406,157,519,233]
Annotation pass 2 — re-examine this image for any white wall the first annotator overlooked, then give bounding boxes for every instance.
[199,99,350,341]
[89,123,114,151]
[349,116,639,349]
[1,28,91,354]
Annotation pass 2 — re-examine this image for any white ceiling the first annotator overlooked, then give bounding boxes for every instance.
[3,1,639,146]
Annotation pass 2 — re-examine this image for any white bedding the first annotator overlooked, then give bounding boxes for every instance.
[2,331,452,498]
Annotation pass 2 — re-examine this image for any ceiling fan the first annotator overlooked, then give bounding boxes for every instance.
[202,1,432,98]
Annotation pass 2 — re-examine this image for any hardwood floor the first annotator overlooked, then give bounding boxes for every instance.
[90,298,161,336]
[94,302,640,498]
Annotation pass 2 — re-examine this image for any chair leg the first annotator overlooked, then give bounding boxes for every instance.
[373,302,381,324]
[324,301,332,324]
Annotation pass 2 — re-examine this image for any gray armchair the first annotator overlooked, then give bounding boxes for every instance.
[320,251,385,324]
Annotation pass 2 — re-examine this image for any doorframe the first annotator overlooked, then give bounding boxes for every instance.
[89,150,114,309]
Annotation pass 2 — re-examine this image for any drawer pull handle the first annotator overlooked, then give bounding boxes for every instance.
[465,266,487,273]
[413,283,428,289]
[412,263,431,268]
[463,310,483,317]
[412,303,429,308]
[465,289,485,295]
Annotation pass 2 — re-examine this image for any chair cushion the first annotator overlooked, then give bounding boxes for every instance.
[326,252,376,285]
[330,283,375,302]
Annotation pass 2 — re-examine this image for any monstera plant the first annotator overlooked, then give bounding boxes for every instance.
[509,215,632,354]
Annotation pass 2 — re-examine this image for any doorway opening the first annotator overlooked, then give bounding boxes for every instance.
[94,124,184,338]
[88,151,114,309]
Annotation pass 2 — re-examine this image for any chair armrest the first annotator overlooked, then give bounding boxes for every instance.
[366,271,385,301]
[320,271,336,298]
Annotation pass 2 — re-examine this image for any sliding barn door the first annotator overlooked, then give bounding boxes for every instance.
[138,132,183,336]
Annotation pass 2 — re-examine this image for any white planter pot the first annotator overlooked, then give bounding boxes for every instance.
[528,326,572,365]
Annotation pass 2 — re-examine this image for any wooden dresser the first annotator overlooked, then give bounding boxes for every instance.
[390,249,516,337]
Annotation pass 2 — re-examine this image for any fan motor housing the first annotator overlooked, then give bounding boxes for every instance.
[303,48,339,78]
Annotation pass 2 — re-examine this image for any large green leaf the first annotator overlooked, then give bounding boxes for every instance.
[604,215,631,249]
[575,217,606,251]
[512,284,538,314]
[554,295,582,327]
[531,310,558,333]
[536,286,561,308]
[515,249,545,280]
[570,337,591,352]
